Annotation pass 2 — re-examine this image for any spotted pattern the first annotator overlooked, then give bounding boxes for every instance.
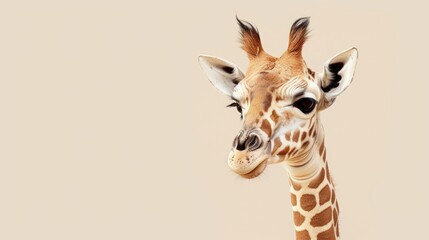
[319,185,331,205]
[317,224,335,240]
[296,230,311,240]
[310,206,332,227]
[249,106,340,239]
[223,48,337,240]
[294,211,306,226]
[288,138,340,240]
[210,17,348,240]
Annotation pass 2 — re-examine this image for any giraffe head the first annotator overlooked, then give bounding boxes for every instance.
[198,17,358,179]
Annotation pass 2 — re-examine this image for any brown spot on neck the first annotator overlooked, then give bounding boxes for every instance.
[319,185,331,205]
[294,211,306,226]
[310,206,332,227]
[317,224,336,240]
[300,194,317,211]
[296,230,311,240]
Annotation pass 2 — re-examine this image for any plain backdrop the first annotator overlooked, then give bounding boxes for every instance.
[0,1,428,240]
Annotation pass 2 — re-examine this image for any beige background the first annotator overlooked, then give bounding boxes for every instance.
[0,1,427,239]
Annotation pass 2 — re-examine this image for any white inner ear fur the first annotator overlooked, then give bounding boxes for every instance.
[320,48,358,102]
[198,55,245,96]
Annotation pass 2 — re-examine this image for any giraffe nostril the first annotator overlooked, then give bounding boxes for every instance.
[233,130,263,152]
[232,133,246,151]
[246,134,262,152]
[236,139,246,151]
[246,135,257,149]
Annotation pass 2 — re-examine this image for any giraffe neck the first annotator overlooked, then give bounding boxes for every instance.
[284,125,340,240]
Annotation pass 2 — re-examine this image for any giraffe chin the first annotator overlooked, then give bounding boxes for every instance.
[238,159,268,179]
[227,143,271,179]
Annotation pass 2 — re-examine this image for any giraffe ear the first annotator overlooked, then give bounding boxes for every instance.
[319,48,358,107]
[198,55,245,96]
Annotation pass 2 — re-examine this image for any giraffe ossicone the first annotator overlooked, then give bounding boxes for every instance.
[198,17,357,240]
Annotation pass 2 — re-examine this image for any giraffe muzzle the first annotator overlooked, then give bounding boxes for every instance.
[228,128,270,177]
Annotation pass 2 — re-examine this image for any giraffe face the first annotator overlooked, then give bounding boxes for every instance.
[198,17,358,178]
[225,69,322,178]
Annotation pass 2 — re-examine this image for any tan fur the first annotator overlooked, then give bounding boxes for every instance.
[240,33,262,58]
[242,75,282,129]
[287,27,308,56]
[237,17,264,59]
[237,17,312,79]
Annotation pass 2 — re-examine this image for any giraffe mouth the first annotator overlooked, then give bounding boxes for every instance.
[238,159,268,179]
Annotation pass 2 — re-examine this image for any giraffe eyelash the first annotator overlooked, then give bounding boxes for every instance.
[227,102,243,119]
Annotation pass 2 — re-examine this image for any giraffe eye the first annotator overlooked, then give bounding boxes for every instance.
[227,102,243,118]
[293,98,317,114]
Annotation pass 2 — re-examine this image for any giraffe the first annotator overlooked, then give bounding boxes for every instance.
[198,17,357,240]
